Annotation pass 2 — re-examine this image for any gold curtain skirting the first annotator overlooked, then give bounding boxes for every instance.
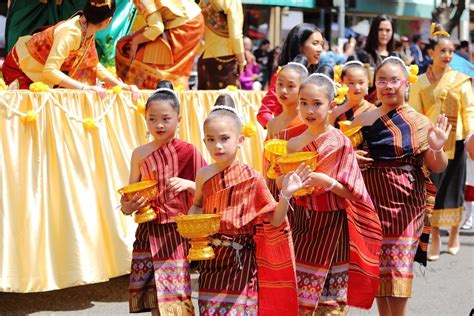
[0,89,265,292]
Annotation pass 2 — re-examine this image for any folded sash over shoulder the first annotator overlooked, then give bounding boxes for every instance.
[202,162,298,315]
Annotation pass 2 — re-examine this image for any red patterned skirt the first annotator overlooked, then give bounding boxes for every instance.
[292,208,349,314]
[198,233,258,315]
[129,222,193,314]
[363,165,425,297]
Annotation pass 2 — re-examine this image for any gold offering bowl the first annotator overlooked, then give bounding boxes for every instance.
[339,120,364,148]
[277,152,318,196]
[175,214,222,261]
[264,139,288,179]
[118,180,158,224]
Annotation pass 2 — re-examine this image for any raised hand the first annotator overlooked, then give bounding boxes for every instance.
[428,114,452,151]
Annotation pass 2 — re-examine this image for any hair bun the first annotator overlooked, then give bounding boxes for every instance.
[90,0,112,8]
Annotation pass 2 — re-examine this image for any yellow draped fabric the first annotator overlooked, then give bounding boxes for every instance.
[0,89,265,292]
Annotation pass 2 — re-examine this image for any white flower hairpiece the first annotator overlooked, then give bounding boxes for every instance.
[286,62,309,74]
[154,88,179,99]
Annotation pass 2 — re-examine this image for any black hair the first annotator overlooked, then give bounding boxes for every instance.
[156,80,174,90]
[146,87,180,113]
[214,93,236,108]
[83,0,116,25]
[412,33,421,43]
[260,39,270,46]
[428,23,452,51]
[459,40,469,50]
[300,74,335,102]
[279,54,309,81]
[341,62,368,81]
[314,64,334,80]
[204,94,241,131]
[278,23,322,66]
[365,15,395,59]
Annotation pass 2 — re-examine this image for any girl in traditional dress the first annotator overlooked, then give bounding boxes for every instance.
[257,23,324,128]
[286,74,382,314]
[330,61,375,128]
[189,98,309,315]
[120,88,207,315]
[353,56,451,315]
[115,0,204,89]
[409,24,474,260]
[3,0,137,95]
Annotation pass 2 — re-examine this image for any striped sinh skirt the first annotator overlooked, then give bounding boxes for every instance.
[431,140,467,227]
[198,234,258,315]
[129,222,193,315]
[363,164,425,297]
[292,208,349,315]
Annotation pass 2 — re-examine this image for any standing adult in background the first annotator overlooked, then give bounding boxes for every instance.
[409,24,474,261]
[455,40,470,62]
[410,33,430,74]
[115,0,204,89]
[254,39,271,88]
[347,15,398,103]
[2,0,135,94]
[197,0,245,90]
[257,23,323,128]
[400,36,414,65]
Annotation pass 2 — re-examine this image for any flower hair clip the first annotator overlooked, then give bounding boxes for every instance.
[334,65,343,83]
[211,105,257,138]
[335,84,349,105]
[408,64,419,84]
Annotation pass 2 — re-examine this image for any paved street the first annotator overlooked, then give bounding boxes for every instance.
[1,229,473,315]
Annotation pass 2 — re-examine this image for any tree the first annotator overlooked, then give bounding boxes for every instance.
[431,0,466,34]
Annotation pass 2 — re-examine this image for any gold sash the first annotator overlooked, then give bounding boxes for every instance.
[420,70,470,159]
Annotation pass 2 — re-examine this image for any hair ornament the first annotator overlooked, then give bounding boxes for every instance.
[334,65,343,83]
[334,84,349,105]
[90,0,112,8]
[408,64,419,84]
[430,23,450,38]
[154,87,178,99]
[286,62,309,74]
[211,105,256,138]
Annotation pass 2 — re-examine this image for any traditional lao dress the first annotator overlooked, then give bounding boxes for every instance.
[361,105,435,297]
[129,139,206,314]
[333,100,376,129]
[199,161,298,316]
[293,128,382,314]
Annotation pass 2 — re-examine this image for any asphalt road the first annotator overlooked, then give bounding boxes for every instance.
[1,229,473,316]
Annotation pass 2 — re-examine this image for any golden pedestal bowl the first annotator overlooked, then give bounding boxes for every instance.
[118,180,158,224]
[264,139,288,179]
[339,120,364,148]
[175,214,222,261]
[277,152,318,196]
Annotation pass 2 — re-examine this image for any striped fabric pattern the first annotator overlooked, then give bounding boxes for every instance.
[200,162,298,315]
[139,138,207,224]
[129,139,206,313]
[294,128,382,310]
[334,100,376,129]
[361,105,434,296]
